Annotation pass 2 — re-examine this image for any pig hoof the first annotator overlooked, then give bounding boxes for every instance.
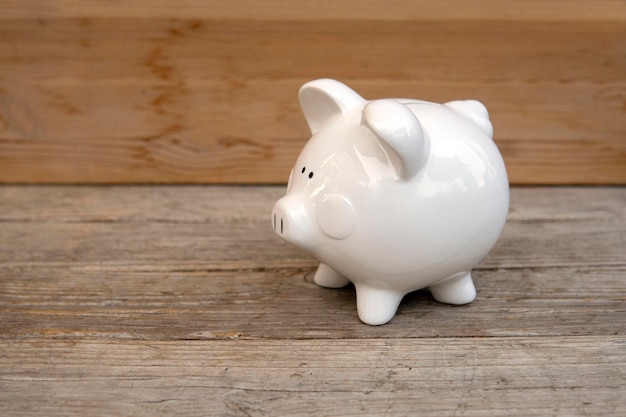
[429,271,476,305]
[355,286,404,325]
[314,263,350,288]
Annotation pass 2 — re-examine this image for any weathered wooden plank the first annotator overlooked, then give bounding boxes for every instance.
[0,265,624,340]
[1,186,623,224]
[0,187,623,269]
[0,185,280,223]
[0,7,624,184]
[0,337,624,416]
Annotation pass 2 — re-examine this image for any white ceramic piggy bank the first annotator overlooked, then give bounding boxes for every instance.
[272,79,509,325]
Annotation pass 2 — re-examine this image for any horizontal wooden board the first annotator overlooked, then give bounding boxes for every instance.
[0,79,623,184]
[1,337,624,416]
[0,186,624,270]
[1,265,624,340]
[2,0,626,21]
[0,2,624,184]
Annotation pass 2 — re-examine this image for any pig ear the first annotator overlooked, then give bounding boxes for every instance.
[445,99,493,137]
[362,99,427,180]
[299,79,365,134]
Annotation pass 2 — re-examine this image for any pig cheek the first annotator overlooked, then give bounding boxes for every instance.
[316,195,356,240]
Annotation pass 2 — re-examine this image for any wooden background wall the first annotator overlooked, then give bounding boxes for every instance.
[0,0,624,184]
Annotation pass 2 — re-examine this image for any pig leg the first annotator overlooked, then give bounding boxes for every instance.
[314,263,350,288]
[355,285,404,326]
[429,271,476,305]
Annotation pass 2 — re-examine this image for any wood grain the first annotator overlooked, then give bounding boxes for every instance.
[0,1,624,184]
[0,186,624,270]
[0,185,625,415]
[1,264,624,340]
[1,337,624,416]
[2,0,626,21]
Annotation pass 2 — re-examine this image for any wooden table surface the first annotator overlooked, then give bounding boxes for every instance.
[0,185,624,416]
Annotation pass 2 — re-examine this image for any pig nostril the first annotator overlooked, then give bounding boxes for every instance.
[280,218,284,234]
[273,213,276,231]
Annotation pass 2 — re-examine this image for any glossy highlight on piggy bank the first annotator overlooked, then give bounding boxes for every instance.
[272,79,509,325]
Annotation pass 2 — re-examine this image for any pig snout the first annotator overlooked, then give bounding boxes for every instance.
[272,193,357,249]
[272,195,311,248]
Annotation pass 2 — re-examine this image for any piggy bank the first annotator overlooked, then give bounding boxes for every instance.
[272,79,509,325]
